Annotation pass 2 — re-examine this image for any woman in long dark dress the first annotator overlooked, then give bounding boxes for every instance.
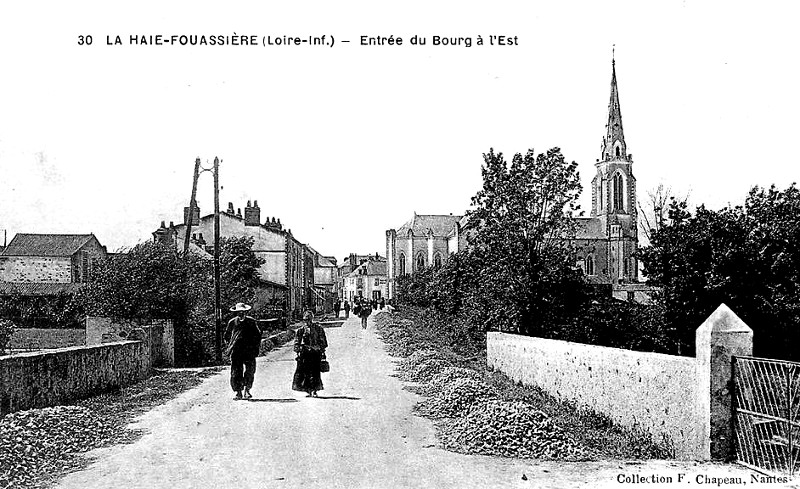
[292,311,328,397]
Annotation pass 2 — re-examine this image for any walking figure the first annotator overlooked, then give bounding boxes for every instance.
[224,302,262,400]
[359,298,371,329]
[343,300,351,319]
[292,311,328,397]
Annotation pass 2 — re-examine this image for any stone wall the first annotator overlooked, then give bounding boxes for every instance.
[0,341,150,416]
[0,255,72,282]
[9,328,85,350]
[85,317,174,367]
[487,332,699,458]
[487,304,753,461]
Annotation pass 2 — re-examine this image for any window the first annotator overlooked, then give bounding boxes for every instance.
[613,173,624,212]
[82,252,91,283]
[398,253,406,275]
[598,181,603,212]
[433,252,442,269]
[415,253,425,271]
[616,146,620,158]
[374,278,380,286]
[585,255,595,276]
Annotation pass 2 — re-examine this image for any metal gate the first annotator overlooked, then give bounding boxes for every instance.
[733,356,799,476]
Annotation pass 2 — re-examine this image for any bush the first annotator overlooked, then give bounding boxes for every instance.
[0,318,15,354]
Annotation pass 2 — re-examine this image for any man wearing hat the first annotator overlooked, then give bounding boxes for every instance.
[224,302,262,400]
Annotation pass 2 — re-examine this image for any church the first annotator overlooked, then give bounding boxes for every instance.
[573,56,638,286]
[386,58,651,302]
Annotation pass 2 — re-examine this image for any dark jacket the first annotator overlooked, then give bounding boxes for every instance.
[224,315,262,358]
[294,323,328,353]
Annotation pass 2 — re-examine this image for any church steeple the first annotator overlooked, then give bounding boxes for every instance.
[601,54,628,162]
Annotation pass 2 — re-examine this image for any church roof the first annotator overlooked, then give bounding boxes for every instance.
[1,234,97,257]
[601,54,629,161]
[397,214,462,237]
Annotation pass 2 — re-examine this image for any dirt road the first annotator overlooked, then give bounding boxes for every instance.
[55,315,759,489]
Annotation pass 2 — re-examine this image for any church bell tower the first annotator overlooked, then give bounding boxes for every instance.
[590,54,638,283]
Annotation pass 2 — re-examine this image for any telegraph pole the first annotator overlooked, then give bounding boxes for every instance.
[183,158,201,255]
[213,156,222,362]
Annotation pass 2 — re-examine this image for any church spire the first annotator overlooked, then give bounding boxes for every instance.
[601,52,628,161]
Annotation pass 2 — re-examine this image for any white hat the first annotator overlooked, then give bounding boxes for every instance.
[230,302,252,312]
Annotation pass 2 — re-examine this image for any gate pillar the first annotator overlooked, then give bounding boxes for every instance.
[696,304,753,460]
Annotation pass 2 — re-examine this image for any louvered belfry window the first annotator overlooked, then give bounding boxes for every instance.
[613,173,624,212]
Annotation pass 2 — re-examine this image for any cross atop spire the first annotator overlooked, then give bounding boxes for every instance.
[601,52,628,161]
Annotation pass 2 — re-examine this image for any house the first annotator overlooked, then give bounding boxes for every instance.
[337,253,383,299]
[155,199,329,318]
[0,233,108,285]
[308,246,337,313]
[0,233,108,328]
[342,255,387,302]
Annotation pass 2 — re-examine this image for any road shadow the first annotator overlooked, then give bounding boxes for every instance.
[314,395,361,400]
[247,398,299,403]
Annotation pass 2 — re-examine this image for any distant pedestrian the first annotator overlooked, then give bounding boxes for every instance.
[359,299,371,329]
[224,302,262,400]
[292,311,328,397]
[343,300,351,319]
[379,297,385,310]
[334,299,341,318]
[371,298,377,310]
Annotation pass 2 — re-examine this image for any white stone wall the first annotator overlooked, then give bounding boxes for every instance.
[487,332,702,459]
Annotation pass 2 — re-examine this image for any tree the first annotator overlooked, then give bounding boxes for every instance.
[637,184,689,245]
[218,236,266,315]
[465,147,591,335]
[639,184,800,361]
[80,236,265,366]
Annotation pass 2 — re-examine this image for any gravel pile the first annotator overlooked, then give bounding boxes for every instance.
[399,358,455,382]
[0,368,220,489]
[439,399,591,460]
[414,378,497,419]
[373,312,393,328]
[0,406,115,488]
[416,367,486,396]
[398,348,464,370]
[375,323,416,357]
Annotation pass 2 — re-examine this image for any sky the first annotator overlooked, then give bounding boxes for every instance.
[1,1,799,262]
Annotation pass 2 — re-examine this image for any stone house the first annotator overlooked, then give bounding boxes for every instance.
[154,200,327,318]
[0,233,108,285]
[0,233,108,328]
